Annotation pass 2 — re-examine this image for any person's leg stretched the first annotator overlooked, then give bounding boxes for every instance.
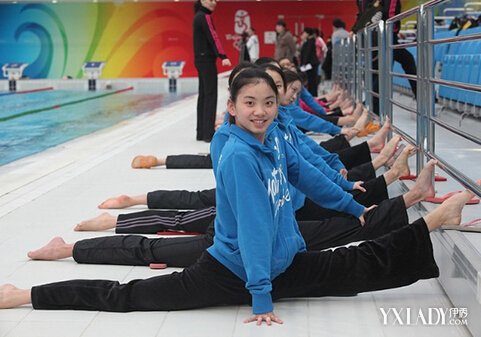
[2,187,473,310]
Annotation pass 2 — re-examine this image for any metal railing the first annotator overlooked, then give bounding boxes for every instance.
[332,0,481,199]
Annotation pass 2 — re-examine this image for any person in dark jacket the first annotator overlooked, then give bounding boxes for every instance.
[193,0,231,142]
[351,0,417,115]
[300,27,320,96]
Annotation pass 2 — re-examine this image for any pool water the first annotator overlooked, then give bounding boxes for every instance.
[0,89,195,166]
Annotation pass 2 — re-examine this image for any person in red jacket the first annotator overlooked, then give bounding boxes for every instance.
[193,0,231,142]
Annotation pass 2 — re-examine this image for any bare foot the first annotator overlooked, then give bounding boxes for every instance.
[413,160,437,199]
[403,160,437,207]
[375,135,401,167]
[27,237,73,260]
[384,145,416,185]
[74,213,117,231]
[0,284,31,309]
[425,188,476,231]
[131,155,158,169]
[98,195,134,209]
[352,108,369,131]
[387,144,416,168]
[367,117,392,150]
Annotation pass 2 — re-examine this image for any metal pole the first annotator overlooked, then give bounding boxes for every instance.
[385,20,394,131]
[365,28,373,112]
[378,20,386,123]
[356,32,363,103]
[416,4,426,175]
[426,4,436,164]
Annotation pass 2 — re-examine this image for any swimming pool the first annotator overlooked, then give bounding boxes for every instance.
[0,88,195,166]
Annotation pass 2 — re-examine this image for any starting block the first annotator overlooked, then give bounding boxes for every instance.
[82,62,105,91]
[2,63,28,91]
[162,61,185,92]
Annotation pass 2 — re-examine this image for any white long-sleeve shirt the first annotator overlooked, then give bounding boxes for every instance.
[246,34,259,62]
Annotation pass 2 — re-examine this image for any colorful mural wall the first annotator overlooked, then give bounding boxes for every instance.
[0,1,359,79]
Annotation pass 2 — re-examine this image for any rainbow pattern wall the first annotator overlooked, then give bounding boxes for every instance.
[0,1,361,79]
[0,3,193,79]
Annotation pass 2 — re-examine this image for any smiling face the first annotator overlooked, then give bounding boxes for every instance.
[200,0,217,12]
[282,80,302,106]
[227,81,278,143]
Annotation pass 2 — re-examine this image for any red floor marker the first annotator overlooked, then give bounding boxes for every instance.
[149,263,167,269]
[424,191,480,204]
[399,174,447,182]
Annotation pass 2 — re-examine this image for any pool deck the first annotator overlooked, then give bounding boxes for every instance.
[0,79,474,337]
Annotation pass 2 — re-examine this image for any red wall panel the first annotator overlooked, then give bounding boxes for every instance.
[183,1,358,76]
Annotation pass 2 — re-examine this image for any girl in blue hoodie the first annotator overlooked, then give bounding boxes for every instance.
[3,67,472,327]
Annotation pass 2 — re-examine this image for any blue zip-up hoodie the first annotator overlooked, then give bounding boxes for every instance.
[212,116,345,177]
[211,117,351,210]
[211,118,350,211]
[281,104,341,135]
[208,124,364,315]
[210,121,230,175]
[277,109,351,190]
[298,86,326,115]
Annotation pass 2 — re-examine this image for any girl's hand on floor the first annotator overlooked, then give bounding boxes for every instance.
[244,312,283,326]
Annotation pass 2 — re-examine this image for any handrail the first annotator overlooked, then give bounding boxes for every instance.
[429,32,481,45]
[390,41,418,48]
[430,78,481,93]
[391,124,417,146]
[429,116,481,146]
[390,99,418,114]
[386,5,420,24]
[390,72,417,81]
[422,0,448,10]
[425,151,481,198]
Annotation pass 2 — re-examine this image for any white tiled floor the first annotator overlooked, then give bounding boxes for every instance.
[0,82,473,336]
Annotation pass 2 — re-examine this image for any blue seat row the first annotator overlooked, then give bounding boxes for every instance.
[439,54,481,106]
[391,27,481,107]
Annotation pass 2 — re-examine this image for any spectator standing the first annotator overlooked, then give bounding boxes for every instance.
[331,18,349,45]
[300,27,320,96]
[274,20,296,62]
[246,28,260,62]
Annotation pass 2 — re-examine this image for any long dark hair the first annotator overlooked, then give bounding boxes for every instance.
[283,69,302,85]
[228,62,256,88]
[259,64,287,93]
[254,57,280,67]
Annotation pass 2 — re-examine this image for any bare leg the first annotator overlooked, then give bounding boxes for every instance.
[383,145,416,185]
[367,117,392,151]
[27,237,74,260]
[0,285,31,308]
[402,160,437,208]
[131,155,164,169]
[424,188,475,232]
[98,194,147,209]
[371,135,401,170]
[74,213,117,231]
